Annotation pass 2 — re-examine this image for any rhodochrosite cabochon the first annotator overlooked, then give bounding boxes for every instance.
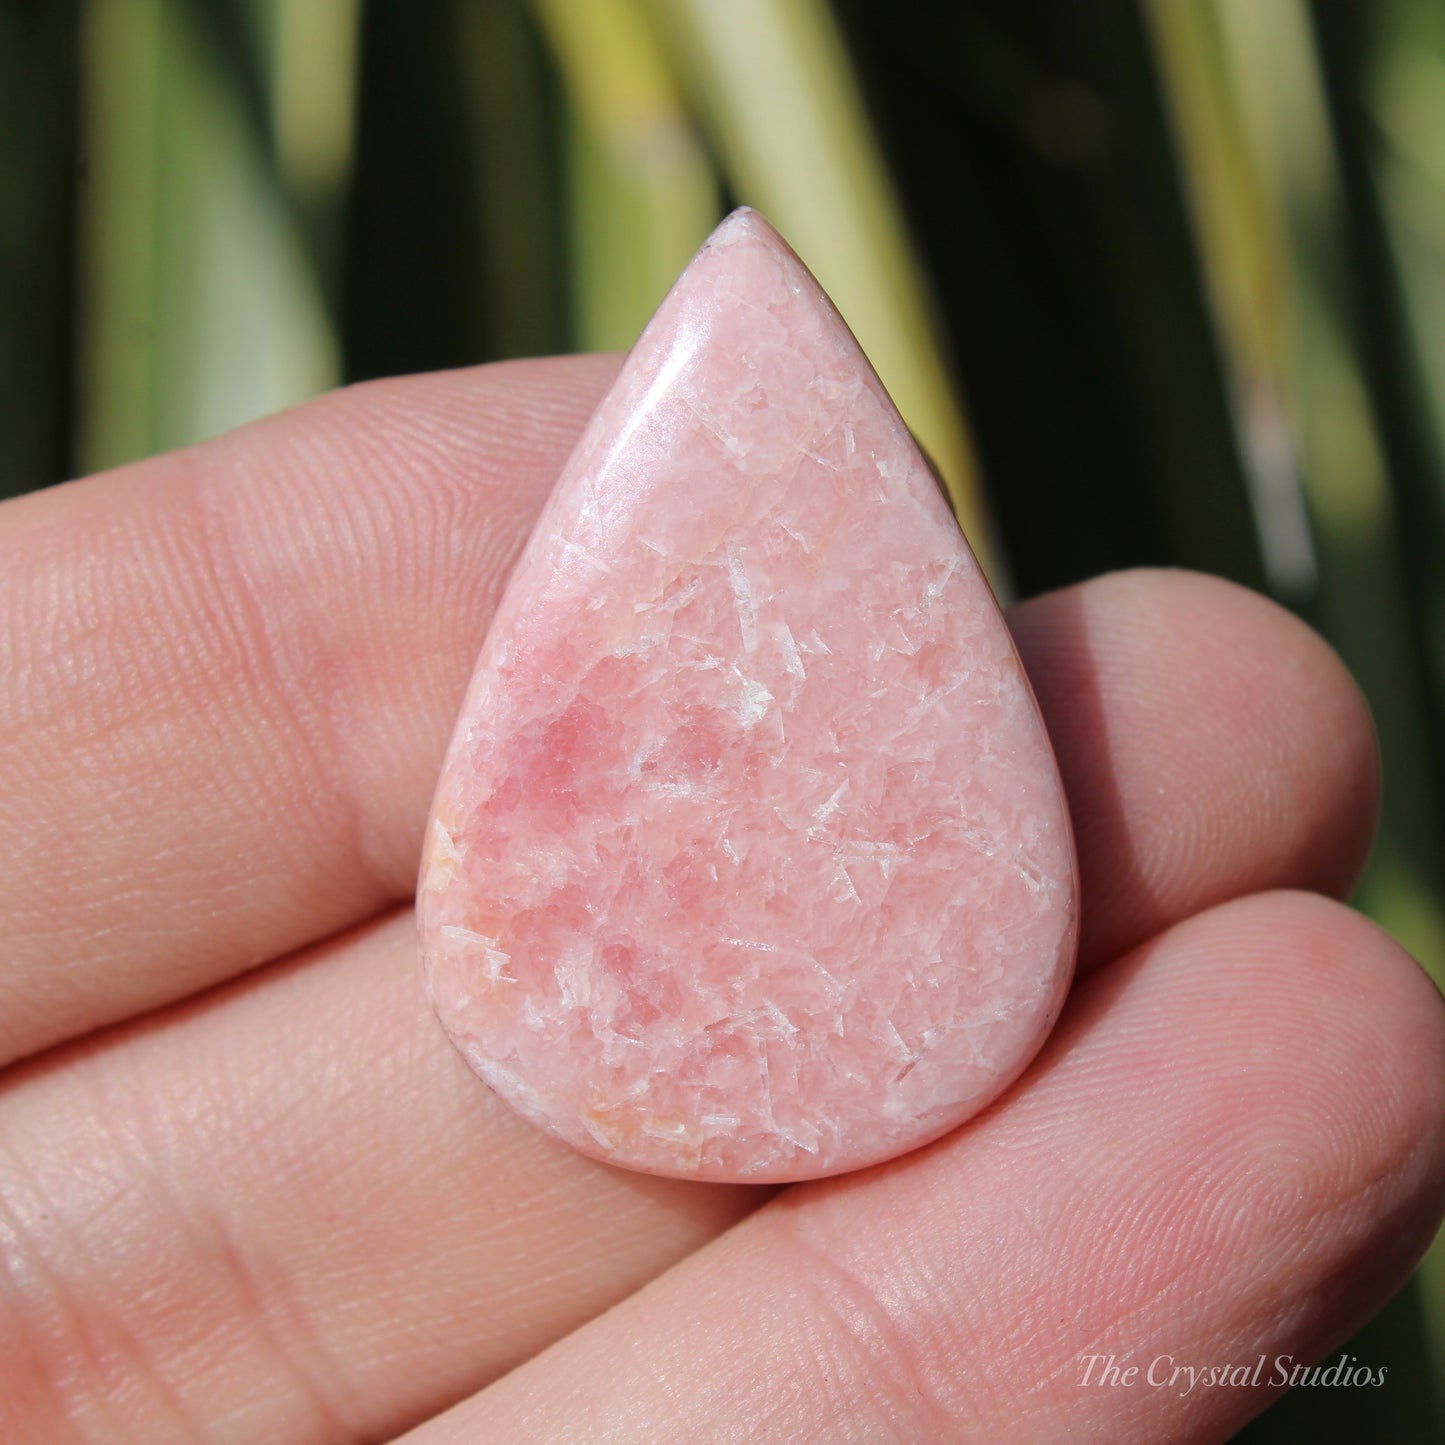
[418,209,1078,1183]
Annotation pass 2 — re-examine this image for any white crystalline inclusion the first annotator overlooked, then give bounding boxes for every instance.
[811,779,848,828]
[425,819,464,891]
[440,924,515,984]
[554,939,595,1008]
[726,541,759,652]
[772,621,807,681]
[732,674,774,727]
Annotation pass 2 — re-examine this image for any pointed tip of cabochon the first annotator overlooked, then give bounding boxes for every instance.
[687,206,847,347]
[631,205,834,379]
[703,205,790,259]
[713,202,766,234]
[656,207,959,527]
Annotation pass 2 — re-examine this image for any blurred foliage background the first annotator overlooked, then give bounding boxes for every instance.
[3,0,1445,1436]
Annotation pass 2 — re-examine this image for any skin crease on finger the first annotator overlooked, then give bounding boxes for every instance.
[0,360,1376,1066]
[408,892,1445,1445]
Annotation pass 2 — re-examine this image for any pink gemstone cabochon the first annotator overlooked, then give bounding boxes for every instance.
[418,209,1078,1183]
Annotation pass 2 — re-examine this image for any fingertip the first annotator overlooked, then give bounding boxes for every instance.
[1268,890,1445,1212]
[1008,568,1382,969]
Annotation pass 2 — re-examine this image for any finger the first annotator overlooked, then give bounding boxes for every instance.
[407,893,1445,1444]
[3,395,1376,1063]
[1008,569,1379,972]
[0,356,619,1064]
[0,573,1384,1438]
[0,911,766,1444]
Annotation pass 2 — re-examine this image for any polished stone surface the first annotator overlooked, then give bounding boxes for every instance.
[419,209,1077,1182]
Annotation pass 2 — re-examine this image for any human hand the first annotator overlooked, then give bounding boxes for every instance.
[2,355,1441,1443]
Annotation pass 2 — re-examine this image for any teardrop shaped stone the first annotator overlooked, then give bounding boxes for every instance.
[418,209,1078,1182]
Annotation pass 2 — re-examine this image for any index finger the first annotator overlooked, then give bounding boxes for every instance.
[0,359,1377,1066]
[0,356,617,1062]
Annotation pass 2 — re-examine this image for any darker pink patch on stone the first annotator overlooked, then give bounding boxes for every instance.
[418,209,1078,1182]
